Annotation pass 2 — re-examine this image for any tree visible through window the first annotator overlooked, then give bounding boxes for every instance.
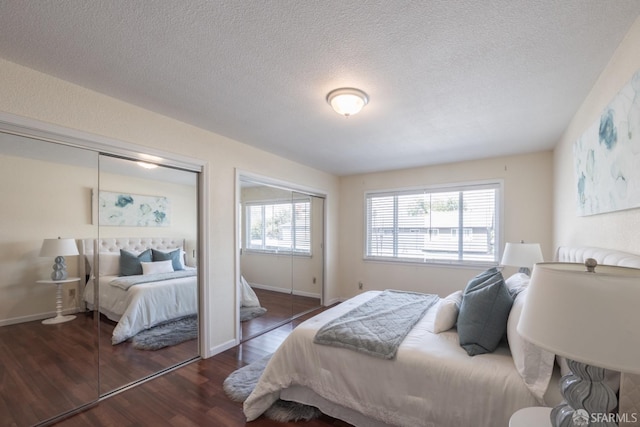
[365,182,500,264]
[246,199,311,254]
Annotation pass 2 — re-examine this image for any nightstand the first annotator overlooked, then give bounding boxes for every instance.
[37,277,80,324]
[509,407,552,427]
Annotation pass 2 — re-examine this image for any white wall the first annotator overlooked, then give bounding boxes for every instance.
[338,151,554,299]
[0,58,340,356]
[554,17,640,254]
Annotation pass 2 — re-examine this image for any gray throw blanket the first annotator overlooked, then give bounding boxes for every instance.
[314,290,439,359]
[110,269,197,290]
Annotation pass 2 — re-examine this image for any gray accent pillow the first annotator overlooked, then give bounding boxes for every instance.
[457,267,513,356]
[152,248,183,271]
[119,249,152,276]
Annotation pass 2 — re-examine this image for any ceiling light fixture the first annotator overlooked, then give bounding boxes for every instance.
[326,87,369,117]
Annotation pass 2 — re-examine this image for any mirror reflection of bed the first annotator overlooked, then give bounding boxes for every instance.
[239,178,324,341]
[81,236,199,393]
[0,133,202,425]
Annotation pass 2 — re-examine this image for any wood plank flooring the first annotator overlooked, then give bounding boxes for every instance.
[241,288,321,340]
[54,307,351,427]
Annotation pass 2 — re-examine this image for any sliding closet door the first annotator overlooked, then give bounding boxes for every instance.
[0,133,99,426]
[291,192,323,316]
[97,155,199,395]
[239,177,325,341]
[239,178,295,340]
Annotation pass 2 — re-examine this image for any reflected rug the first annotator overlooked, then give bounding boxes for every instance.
[240,306,267,322]
[223,354,321,422]
[131,315,198,350]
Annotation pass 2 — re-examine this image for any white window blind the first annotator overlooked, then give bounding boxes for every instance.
[365,182,500,265]
[245,198,311,254]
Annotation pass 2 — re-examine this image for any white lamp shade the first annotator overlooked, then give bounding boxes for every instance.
[518,262,640,375]
[501,242,543,271]
[326,88,369,116]
[39,238,79,257]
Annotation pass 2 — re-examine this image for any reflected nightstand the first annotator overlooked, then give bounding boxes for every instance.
[509,407,552,427]
[37,277,80,324]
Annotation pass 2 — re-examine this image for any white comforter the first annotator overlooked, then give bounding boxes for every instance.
[244,291,547,427]
[84,268,197,344]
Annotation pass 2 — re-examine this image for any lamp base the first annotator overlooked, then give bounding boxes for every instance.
[50,255,68,281]
[42,315,76,325]
[551,359,617,427]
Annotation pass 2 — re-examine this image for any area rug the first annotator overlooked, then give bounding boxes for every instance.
[223,354,321,422]
[131,315,198,350]
[240,306,267,322]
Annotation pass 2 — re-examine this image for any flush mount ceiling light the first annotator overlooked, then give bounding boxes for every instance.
[326,87,369,117]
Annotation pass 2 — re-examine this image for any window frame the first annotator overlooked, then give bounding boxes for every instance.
[244,196,312,256]
[363,180,503,267]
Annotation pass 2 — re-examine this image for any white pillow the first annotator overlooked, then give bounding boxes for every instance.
[98,253,121,276]
[507,288,555,403]
[433,290,463,333]
[141,260,174,275]
[505,272,530,297]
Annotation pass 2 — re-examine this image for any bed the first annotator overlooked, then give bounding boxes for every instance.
[80,237,198,344]
[243,246,640,427]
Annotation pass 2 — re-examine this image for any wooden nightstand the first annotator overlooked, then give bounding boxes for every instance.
[509,407,552,427]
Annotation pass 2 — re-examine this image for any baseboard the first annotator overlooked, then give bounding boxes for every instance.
[0,307,81,327]
[207,338,238,358]
[323,297,345,306]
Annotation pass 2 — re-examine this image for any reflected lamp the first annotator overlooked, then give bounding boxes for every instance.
[40,238,79,280]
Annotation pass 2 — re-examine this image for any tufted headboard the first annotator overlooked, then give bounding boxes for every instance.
[79,237,186,281]
[555,246,640,268]
[555,246,640,419]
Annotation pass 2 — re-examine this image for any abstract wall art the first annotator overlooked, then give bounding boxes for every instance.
[99,191,170,226]
[574,69,640,216]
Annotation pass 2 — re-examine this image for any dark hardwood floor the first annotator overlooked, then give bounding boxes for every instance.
[241,288,321,340]
[2,290,335,427]
[54,307,351,427]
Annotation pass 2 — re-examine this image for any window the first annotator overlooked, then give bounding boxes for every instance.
[245,198,311,254]
[365,182,501,265]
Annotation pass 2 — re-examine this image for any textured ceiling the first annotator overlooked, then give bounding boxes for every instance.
[1,1,639,176]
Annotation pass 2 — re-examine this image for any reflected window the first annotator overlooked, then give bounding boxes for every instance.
[245,198,311,255]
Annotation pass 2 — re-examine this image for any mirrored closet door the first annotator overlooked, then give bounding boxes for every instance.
[95,154,200,395]
[239,177,324,341]
[0,132,201,426]
[0,133,100,426]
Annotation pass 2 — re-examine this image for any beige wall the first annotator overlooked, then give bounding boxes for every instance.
[0,58,340,355]
[0,151,97,324]
[554,17,640,254]
[338,151,554,299]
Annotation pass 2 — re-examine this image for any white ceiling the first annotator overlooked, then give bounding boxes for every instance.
[1,1,639,176]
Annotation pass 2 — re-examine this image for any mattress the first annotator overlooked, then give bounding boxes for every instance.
[84,268,197,344]
[244,291,560,427]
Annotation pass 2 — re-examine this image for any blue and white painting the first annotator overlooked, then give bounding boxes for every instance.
[574,69,640,216]
[99,191,170,226]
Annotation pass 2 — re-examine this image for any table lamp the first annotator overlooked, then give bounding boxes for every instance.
[40,237,79,280]
[501,241,543,276]
[518,260,640,427]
